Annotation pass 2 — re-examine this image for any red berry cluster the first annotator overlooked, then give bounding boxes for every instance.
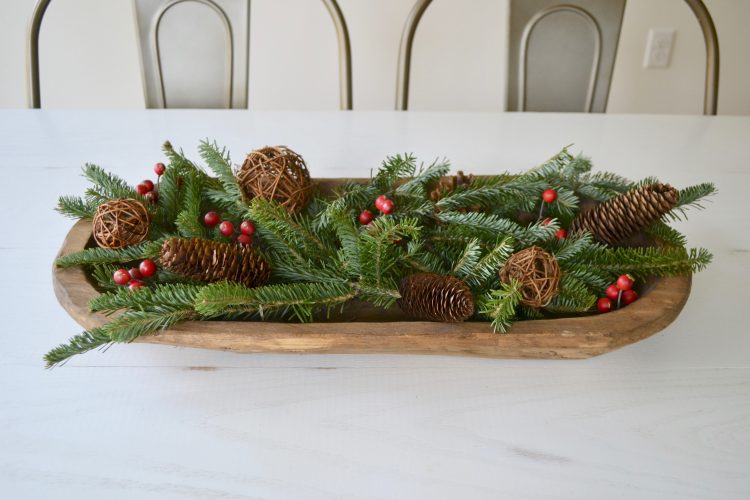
[597,274,638,313]
[135,162,166,204]
[203,212,256,246]
[358,194,395,225]
[540,189,567,240]
[113,259,157,290]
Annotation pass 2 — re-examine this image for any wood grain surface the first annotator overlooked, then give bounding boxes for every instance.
[53,216,692,360]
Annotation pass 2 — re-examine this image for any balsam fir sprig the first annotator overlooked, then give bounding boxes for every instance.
[46,142,715,367]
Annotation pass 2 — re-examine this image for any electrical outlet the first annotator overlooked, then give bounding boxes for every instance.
[644,28,675,68]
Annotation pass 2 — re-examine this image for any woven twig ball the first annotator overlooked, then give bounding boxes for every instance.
[499,246,560,308]
[398,273,475,322]
[237,146,312,214]
[92,198,150,249]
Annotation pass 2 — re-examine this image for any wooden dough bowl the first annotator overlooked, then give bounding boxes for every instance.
[53,180,692,360]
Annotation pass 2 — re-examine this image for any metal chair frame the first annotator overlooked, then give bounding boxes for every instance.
[27,0,353,110]
[395,0,719,115]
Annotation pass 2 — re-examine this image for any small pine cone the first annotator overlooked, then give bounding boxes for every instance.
[397,273,474,322]
[160,238,271,287]
[570,183,678,246]
[429,171,474,202]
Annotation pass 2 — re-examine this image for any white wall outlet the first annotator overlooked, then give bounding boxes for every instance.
[644,28,675,68]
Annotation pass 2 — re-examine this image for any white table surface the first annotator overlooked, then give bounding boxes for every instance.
[1,110,748,499]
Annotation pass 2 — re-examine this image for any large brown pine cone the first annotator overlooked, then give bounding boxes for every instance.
[397,273,475,322]
[570,183,678,246]
[160,238,271,287]
[429,171,474,202]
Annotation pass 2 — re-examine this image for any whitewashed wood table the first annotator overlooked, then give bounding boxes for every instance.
[1,110,748,499]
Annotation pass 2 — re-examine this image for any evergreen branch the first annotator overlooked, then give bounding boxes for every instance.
[358,216,421,287]
[89,283,203,315]
[645,221,687,247]
[436,211,556,247]
[56,241,162,268]
[373,154,417,192]
[175,172,206,238]
[45,306,195,367]
[576,246,713,279]
[451,239,482,279]
[477,279,522,333]
[195,281,356,321]
[545,275,596,312]
[314,182,371,230]
[396,158,451,196]
[552,233,596,262]
[56,195,97,219]
[81,163,137,200]
[198,140,243,203]
[330,210,361,277]
[666,182,717,221]
[249,197,329,267]
[355,279,401,309]
[44,329,113,368]
[89,264,120,292]
[465,236,514,288]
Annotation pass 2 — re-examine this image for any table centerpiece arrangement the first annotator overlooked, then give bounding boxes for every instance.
[47,142,714,366]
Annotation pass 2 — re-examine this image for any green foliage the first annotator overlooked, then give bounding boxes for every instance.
[195,281,356,321]
[81,163,137,202]
[56,240,162,268]
[56,195,97,219]
[477,279,522,333]
[175,171,206,238]
[198,140,244,206]
[545,275,597,313]
[576,245,712,279]
[667,182,717,221]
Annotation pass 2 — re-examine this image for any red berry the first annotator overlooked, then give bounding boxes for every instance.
[203,211,220,227]
[542,189,558,203]
[554,228,567,240]
[379,199,394,215]
[358,209,374,225]
[141,179,155,192]
[236,234,252,246]
[135,183,150,195]
[129,280,146,290]
[240,220,256,236]
[219,220,235,237]
[605,284,620,301]
[128,267,143,281]
[139,259,157,278]
[113,269,130,285]
[616,274,635,291]
[542,217,553,226]
[375,195,388,210]
[144,191,158,204]
[154,162,166,176]
[597,297,612,313]
[622,289,638,305]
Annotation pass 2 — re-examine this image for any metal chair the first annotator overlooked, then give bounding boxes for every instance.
[27,0,352,109]
[395,0,719,115]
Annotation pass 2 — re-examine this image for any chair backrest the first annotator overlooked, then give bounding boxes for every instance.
[395,0,719,115]
[27,0,352,109]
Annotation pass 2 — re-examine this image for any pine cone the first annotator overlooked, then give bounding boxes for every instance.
[397,273,474,322]
[570,183,678,246]
[160,238,271,287]
[429,171,474,202]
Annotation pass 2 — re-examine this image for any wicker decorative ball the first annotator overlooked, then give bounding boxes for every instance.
[92,198,150,249]
[237,146,312,214]
[499,246,561,308]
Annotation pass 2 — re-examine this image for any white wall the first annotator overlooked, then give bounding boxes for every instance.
[0,0,748,114]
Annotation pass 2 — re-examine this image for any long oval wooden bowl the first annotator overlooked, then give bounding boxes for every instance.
[53,219,691,359]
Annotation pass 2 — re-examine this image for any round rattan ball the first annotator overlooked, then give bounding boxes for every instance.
[499,246,561,308]
[92,198,150,249]
[237,146,312,214]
